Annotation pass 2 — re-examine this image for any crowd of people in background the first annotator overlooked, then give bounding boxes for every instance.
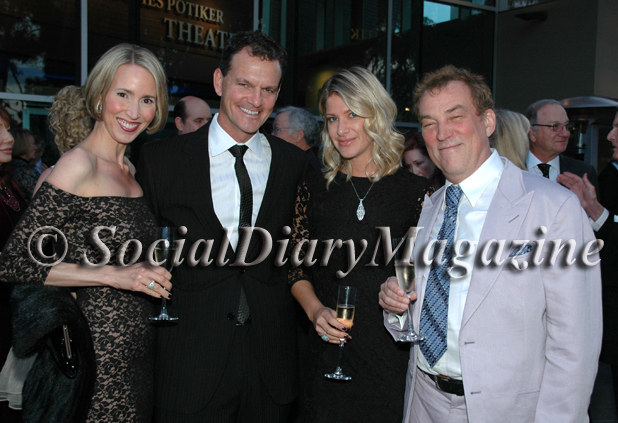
[0,30,613,423]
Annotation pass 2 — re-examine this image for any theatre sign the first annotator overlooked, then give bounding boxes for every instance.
[140,0,246,54]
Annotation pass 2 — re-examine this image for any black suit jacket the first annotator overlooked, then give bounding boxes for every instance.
[597,163,618,289]
[137,123,308,413]
[559,154,599,193]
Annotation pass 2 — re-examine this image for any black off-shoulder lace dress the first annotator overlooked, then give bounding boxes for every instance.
[0,182,157,423]
[289,168,431,423]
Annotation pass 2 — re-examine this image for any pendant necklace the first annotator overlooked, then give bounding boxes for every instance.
[349,179,375,221]
[0,186,20,212]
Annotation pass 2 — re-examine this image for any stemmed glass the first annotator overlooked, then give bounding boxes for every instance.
[325,285,357,381]
[392,237,424,342]
[150,227,179,321]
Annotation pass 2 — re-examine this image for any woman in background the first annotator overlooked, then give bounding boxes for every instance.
[289,67,431,423]
[0,104,26,423]
[402,132,445,190]
[0,44,172,423]
[9,128,39,202]
[489,109,530,170]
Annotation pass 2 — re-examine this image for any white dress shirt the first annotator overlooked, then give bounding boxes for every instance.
[209,113,272,249]
[526,151,560,181]
[416,150,504,379]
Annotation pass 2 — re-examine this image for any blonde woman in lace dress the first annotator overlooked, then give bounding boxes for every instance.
[0,44,172,423]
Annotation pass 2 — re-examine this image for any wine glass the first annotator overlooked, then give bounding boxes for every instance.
[150,227,178,321]
[325,285,357,381]
[392,237,424,342]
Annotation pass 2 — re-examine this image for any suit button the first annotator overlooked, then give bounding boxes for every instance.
[227,313,235,320]
[239,268,246,274]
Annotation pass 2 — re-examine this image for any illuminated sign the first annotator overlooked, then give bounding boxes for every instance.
[141,0,231,50]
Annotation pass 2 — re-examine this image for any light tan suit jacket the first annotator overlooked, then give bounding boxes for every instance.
[385,159,602,422]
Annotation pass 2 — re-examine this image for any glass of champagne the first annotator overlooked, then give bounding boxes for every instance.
[150,227,179,321]
[325,285,357,381]
[392,237,423,342]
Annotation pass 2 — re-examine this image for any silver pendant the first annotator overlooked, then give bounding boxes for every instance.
[356,200,365,221]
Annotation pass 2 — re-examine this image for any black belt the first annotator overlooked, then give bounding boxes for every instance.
[418,366,464,396]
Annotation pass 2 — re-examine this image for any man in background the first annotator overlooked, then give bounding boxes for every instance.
[174,96,212,134]
[525,99,599,191]
[272,106,321,171]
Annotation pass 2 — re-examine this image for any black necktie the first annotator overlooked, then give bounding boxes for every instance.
[537,163,551,179]
[229,145,252,323]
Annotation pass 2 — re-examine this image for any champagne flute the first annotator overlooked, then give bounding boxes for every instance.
[150,227,179,321]
[325,285,357,381]
[392,237,424,342]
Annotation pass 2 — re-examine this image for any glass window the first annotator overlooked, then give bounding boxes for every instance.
[0,1,79,96]
[293,0,389,109]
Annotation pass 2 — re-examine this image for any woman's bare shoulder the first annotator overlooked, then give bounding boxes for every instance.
[43,147,96,195]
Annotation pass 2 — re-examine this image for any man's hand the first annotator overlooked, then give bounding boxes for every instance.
[557,172,605,221]
[379,276,416,315]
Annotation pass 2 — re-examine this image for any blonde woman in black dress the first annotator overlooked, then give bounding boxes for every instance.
[0,44,172,423]
[289,67,432,422]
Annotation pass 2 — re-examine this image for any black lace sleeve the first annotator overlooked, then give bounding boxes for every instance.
[288,179,312,286]
[0,182,77,285]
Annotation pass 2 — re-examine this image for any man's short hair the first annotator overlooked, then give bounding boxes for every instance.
[174,99,188,123]
[277,106,320,147]
[524,99,563,126]
[219,31,287,87]
[413,65,494,118]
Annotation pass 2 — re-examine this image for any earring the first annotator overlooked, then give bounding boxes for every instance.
[96,103,102,113]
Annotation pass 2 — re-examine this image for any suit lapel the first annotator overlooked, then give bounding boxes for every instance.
[180,128,226,243]
[246,134,287,258]
[460,161,534,328]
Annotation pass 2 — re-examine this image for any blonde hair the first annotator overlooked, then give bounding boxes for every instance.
[48,86,94,153]
[490,109,530,170]
[84,43,168,133]
[318,66,403,188]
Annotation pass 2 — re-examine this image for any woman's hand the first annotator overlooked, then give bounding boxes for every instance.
[311,305,351,344]
[103,261,172,299]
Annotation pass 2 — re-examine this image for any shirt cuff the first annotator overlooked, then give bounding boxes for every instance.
[387,311,408,329]
[590,208,609,232]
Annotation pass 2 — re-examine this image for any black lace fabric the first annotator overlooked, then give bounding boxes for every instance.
[0,182,157,422]
[288,168,431,423]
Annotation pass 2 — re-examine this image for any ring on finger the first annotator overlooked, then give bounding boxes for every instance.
[147,280,156,290]
[321,334,330,342]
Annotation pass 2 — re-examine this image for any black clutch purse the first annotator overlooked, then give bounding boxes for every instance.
[45,324,79,379]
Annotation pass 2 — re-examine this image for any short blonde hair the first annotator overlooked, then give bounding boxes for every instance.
[318,66,403,188]
[490,109,530,170]
[48,86,94,153]
[84,44,168,133]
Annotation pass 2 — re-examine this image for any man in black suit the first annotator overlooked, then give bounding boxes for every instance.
[559,109,618,414]
[138,31,307,422]
[524,99,599,192]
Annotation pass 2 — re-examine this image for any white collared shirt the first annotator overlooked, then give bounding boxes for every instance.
[526,151,560,181]
[416,150,504,379]
[209,113,272,249]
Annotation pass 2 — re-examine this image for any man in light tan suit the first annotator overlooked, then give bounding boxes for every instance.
[379,65,602,422]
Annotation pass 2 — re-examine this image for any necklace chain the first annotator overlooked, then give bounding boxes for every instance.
[0,186,20,212]
[350,179,375,221]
